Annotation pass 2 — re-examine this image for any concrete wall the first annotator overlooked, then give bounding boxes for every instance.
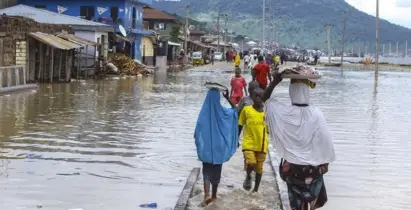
[142,36,154,65]
[17,0,128,23]
[0,0,17,9]
[0,66,26,88]
[74,31,109,58]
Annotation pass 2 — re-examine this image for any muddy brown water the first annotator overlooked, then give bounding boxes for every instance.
[0,63,410,210]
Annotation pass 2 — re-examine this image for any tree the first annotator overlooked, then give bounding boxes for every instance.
[169,24,181,42]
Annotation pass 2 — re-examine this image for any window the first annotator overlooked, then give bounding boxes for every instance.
[154,22,166,31]
[110,7,118,21]
[35,5,46,9]
[132,7,136,28]
[80,6,95,20]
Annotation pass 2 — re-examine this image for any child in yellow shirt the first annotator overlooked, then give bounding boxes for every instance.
[238,88,269,192]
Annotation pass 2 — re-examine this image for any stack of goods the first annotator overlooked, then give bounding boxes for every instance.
[280,64,321,80]
[109,55,151,75]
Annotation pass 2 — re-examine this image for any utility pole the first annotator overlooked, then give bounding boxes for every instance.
[358,46,361,57]
[184,5,189,58]
[325,24,333,64]
[223,15,227,53]
[341,11,347,67]
[396,41,399,55]
[389,42,392,55]
[262,0,266,52]
[376,0,379,73]
[217,13,220,52]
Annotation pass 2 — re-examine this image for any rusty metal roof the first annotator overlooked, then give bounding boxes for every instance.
[56,32,97,46]
[143,8,176,20]
[29,32,82,50]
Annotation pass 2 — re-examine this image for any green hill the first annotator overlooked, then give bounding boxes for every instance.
[153,0,411,51]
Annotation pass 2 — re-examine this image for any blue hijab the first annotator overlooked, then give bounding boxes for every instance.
[194,89,238,165]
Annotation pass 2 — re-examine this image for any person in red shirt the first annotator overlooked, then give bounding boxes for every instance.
[230,67,247,105]
[252,55,272,89]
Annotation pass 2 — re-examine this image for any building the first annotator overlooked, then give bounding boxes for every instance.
[189,30,205,42]
[16,0,153,61]
[0,15,90,85]
[0,5,112,57]
[143,7,179,41]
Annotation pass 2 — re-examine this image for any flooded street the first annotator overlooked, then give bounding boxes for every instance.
[0,62,411,209]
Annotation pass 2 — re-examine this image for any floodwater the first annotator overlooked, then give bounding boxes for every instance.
[0,62,410,210]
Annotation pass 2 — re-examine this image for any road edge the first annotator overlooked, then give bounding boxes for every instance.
[174,167,201,210]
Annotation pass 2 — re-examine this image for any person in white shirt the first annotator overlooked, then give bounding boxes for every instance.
[243,54,251,69]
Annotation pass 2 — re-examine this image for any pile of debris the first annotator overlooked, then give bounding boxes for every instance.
[107,55,152,75]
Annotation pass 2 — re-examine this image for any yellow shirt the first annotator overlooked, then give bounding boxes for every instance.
[234,54,241,66]
[239,105,269,153]
[275,56,280,64]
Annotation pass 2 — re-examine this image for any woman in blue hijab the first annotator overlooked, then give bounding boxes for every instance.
[194,89,238,206]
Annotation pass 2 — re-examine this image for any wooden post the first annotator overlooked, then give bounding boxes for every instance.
[85,45,88,79]
[77,48,80,79]
[58,50,62,82]
[94,45,97,74]
[38,43,44,81]
[50,47,54,83]
[0,38,4,66]
[375,0,379,74]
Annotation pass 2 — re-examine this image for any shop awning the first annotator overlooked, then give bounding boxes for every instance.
[116,34,132,43]
[29,32,82,50]
[168,41,181,47]
[56,32,97,46]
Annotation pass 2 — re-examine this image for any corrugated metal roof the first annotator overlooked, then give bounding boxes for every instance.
[56,33,97,46]
[0,5,111,29]
[29,32,82,50]
[143,8,176,20]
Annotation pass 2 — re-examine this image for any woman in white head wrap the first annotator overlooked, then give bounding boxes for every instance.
[263,73,335,210]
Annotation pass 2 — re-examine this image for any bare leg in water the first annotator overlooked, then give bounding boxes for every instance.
[201,180,212,206]
[202,180,218,206]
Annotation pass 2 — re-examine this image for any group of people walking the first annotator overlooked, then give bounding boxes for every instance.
[195,56,335,210]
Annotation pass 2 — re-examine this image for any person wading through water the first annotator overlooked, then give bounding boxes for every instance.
[263,72,335,210]
[237,81,260,170]
[194,88,238,207]
[252,55,272,89]
[238,88,269,193]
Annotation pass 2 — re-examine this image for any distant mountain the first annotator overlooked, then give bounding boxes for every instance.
[153,0,411,51]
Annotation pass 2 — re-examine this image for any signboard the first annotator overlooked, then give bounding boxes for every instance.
[57,6,67,14]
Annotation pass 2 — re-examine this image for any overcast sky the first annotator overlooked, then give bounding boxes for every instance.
[346,0,411,28]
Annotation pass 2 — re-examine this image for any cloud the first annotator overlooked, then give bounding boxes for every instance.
[346,0,411,28]
[396,0,411,8]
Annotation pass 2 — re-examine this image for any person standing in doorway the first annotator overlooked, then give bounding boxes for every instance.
[253,55,272,89]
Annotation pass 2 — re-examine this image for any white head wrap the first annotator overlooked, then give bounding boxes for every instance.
[265,82,335,166]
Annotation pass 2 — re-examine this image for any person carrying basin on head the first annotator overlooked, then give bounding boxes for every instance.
[238,87,269,193]
[194,85,238,206]
[263,72,335,210]
[252,55,272,90]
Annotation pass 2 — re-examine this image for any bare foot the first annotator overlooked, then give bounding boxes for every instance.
[199,196,213,207]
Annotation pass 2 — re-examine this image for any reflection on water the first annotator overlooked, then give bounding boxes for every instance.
[0,65,410,209]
